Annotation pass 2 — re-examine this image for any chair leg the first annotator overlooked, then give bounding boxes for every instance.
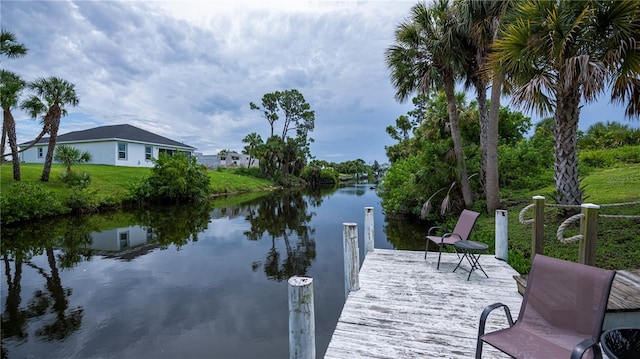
[425,241,428,260]
[437,245,443,270]
[475,340,483,359]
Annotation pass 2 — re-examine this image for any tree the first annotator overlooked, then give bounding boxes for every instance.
[456,0,512,212]
[54,145,92,172]
[490,0,640,205]
[250,90,315,182]
[0,30,27,181]
[386,0,474,208]
[242,132,263,168]
[0,30,27,58]
[0,70,26,181]
[20,77,79,182]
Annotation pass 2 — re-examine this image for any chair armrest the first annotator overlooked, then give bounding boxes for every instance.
[478,302,514,338]
[570,338,602,359]
[427,226,442,236]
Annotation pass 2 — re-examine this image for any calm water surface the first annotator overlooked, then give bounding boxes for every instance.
[1,185,426,359]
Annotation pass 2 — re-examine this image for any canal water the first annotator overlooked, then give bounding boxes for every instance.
[1,185,426,358]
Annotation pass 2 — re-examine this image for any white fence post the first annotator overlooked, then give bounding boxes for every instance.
[495,210,508,261]
[343,222,360,299]
[288,276,315,359]
[364,207,374,254]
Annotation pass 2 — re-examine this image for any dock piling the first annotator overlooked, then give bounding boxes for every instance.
[342,222,360,298]
[288,276,315,359]
[364,207,374,254]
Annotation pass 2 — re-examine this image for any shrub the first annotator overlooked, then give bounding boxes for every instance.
[580,145,640,170]
[1,183,70,224]
[300,166,339,186]
[131,153,211,203]
[59,171,91,189]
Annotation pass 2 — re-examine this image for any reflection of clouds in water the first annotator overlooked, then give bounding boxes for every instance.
[204,216,252,243]
[60,240,289,358]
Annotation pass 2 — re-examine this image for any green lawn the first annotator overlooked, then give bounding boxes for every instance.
[1,163,274,202]
[472,164,640,273]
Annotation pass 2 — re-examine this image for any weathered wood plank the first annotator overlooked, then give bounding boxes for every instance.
[608,269,640,311]
[325,250,522,358]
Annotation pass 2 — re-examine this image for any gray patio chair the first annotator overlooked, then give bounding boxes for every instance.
[475,254,616,359]
[425,209,480,269]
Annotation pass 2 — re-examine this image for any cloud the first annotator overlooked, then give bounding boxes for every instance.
[5,1,633,164]
[4,0,420,163]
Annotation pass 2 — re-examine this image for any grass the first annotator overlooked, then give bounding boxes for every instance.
[472,164,640,273]
[1,163,274,203]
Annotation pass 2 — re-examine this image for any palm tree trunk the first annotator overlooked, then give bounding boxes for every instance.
[41,105,61,182]
[485,70,503,212]
[443,74,473,208]
[4,109,21,180]
[1,116,7,162]
[475,80,488,196]
[554,85,582,206]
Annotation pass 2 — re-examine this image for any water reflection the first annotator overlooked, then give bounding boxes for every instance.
[244,190,316,281]
[1,187,427,358]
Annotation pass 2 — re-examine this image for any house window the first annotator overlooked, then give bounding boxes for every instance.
[158,148,175,156]
[118,143,127,160]
[119,232,129,249]
[145,146,152,160]
[38,147,44,158]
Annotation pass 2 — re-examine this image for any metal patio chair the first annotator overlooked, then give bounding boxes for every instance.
[476,254,616,359]
[425,209,480,269]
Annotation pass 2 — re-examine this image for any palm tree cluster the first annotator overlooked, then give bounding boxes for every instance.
[386,0,639,208]
[1,30,79,182]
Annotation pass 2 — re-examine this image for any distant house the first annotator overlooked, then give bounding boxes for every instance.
[20,124,196,168]
[195,151,259,170]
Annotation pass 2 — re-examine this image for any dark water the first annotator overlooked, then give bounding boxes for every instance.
[1,185,427,359]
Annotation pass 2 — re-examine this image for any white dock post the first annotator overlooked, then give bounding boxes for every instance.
[364,207,374,254]
[495,210,508,261]
[288,276,315,359]
[343,222,360,298]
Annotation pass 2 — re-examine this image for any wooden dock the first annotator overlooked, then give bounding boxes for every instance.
[325,249,522,358]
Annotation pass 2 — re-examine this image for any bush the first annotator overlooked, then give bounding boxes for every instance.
[580,145,640,170]
[300,166,339,186]
[1,183,70,224]
[60,171,91,189]
[131,153,211,203]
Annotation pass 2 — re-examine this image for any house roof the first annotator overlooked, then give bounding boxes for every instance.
[20,124,196,149]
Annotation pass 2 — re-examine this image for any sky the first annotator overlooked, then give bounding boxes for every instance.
[2,0,637,164]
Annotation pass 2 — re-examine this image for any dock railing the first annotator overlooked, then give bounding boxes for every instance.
[519,196,640,265]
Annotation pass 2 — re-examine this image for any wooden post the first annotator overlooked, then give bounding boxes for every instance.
[288,276,315,359]
[364,207,374,254]
[495,210,508,261]
[532,196,545,259]
[343,222,360,298]
[578,204,599,266]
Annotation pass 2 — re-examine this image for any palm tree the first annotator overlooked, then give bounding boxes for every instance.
[456,0,511,212]
[20,77,79,182]
[242,132,263,168]
[1,30,27,177]
[0,70,26,180]
[386,0,474,208]
[0,30,27,58]
[490,0,640,205]
[54,145,92,172]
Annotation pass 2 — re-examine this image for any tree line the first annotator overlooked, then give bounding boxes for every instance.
[385,0,639,214]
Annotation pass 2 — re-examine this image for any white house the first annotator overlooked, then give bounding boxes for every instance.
[20,124,196,168]
[195,151,259,169]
